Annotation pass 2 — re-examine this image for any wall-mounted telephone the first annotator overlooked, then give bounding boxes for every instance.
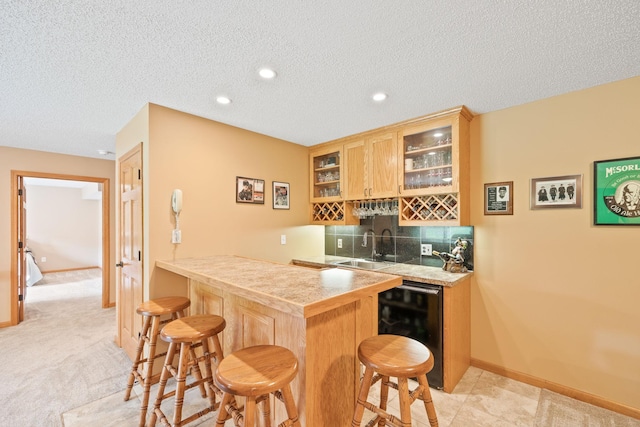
[171,189,182,244]
[172,189,183,214]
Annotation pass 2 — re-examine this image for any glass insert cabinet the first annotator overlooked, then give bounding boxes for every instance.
[308,106,471,226]
[400,125,453,193]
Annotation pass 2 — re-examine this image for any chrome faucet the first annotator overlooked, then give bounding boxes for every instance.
[362,229,379,260]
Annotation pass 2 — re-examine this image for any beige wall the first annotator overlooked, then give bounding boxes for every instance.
[117,104,324,299]
[0,147,116,325]
[469,76,640,410]
[26,185,101,272]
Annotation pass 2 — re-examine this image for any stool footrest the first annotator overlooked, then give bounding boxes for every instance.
[361,400,402,427]
[380,378,424,406]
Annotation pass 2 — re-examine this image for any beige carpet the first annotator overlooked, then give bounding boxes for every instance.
[535,389,640,427]
[0,269,131,427]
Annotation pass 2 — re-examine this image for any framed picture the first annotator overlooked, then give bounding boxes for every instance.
[484,181,513,215]
[530,175,582,209]
[594,156,640,225]
[273,181,290,210]
[236,176,265,204]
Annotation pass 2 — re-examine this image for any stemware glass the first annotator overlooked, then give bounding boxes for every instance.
[392,200,399,215]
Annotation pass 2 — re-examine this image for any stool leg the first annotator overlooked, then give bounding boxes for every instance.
[244,396,256,427]
[257,394,271,427]
[188,345,207,398]
[280,384,301,427]
[351,366,374,426]
[417,375,439,427]
[215,392,233,427]
[148,341,178,427]
[172,342,190,426]
[397,377,412,427]
[378,375,390,427]
[125,315,151,401]
[138,315,161,427]
[200,338,217,409]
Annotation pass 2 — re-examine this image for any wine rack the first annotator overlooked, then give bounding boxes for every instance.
[311,202,358,225]
[399,194,459,224]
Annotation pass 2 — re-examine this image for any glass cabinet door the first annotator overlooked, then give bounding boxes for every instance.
[399,122,455,195]
[310,147,342,201]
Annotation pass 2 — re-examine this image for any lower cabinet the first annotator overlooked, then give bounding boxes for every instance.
[187,278,377,426]
[442,277,471,393]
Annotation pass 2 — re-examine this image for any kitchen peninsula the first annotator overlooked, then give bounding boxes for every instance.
[155,255,401,426]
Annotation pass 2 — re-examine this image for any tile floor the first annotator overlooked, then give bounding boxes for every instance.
[63,366,640,426]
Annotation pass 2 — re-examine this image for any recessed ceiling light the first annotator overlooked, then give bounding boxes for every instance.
[259,68,277,79]
[216,96,231,105]
[97,150,114,155]
[372,92,387,102]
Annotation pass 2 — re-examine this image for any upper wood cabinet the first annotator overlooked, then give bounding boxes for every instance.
[308,106,472,225]
[397,108,472,225]
[310,143,343,202]
[398,114,466,196]
[343,132,398,200]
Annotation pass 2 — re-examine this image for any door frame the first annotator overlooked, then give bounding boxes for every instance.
[10,170,111,325]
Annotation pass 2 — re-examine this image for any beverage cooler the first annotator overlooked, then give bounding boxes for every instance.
[378,280,443,389]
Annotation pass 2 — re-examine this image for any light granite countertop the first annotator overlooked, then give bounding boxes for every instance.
[156,255,401,318]
[291,255,473,287]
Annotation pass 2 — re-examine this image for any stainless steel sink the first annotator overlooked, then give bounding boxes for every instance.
[333,259,391,270]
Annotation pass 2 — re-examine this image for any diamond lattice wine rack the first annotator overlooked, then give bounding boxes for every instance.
[399,194,460,225]
[311,202,359,225]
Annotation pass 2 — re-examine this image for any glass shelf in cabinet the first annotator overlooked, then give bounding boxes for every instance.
[404,143,452,155]
[315,179,340,185]
[404,165,452,174]
[314,164,339,171]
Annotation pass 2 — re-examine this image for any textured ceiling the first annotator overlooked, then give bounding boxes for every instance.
[1,1,639,159]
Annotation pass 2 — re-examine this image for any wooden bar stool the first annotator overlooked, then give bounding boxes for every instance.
[351,334,439,427]
[124,296,191,427]
[148,314,226,427]
[214,345,301,427]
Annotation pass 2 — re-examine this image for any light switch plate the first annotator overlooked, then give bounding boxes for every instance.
[421,244,432,256]
[280,234,286,245]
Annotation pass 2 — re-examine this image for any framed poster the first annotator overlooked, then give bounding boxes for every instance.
[530,175,582,210]
[236,176,265,204]
[273,181,290,209]
[594,156,640,225]
[484,181,513,215]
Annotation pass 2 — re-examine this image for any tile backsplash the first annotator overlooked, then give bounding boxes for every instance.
[325,216,474,270]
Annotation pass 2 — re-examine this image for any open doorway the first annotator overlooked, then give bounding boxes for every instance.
[11,171,111,325]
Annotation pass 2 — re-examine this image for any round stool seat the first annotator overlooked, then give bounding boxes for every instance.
[215,345,298,397]
[352,334,439,426]
[136,296,190,317]
[358,334,434,378]
[160,314,226,343]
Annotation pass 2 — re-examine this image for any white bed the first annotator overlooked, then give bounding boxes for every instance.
[26,250,43,287]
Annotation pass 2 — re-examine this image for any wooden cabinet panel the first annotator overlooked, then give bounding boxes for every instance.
[442,277,470,393]
[189,280,223,316]
[369,132,398,198]
[343,139,366,199]
[343,133,398,200]
[237,305,275,348]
